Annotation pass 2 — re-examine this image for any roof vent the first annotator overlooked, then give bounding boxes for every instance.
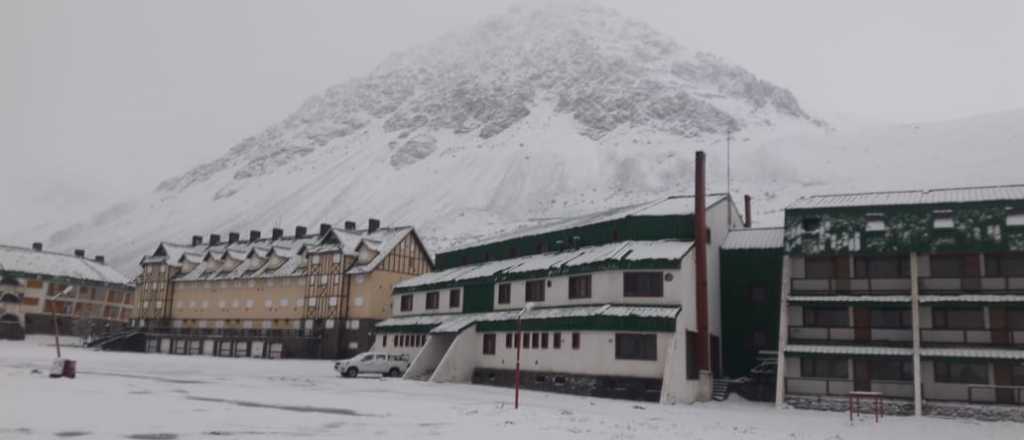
[271,228,284,240]
[94,255,105,264]
[31,242,42,251]
[249,230,261,242]
[319,223,332,237]
[228,232,240,244]
[209,234,221,246]
[191,235,203,246]
[295,226,307,238]
[74,249,85,258]
[368,218,380,234]
[344,221,357,231]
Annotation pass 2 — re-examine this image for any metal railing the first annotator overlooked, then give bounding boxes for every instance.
[967,385,1024,405]
[786,377,914,399]
[790,277,911,296]
[788,326,913,345]
[144,327,306,338]
[919,276,1024,294]
[920,328,1023,346]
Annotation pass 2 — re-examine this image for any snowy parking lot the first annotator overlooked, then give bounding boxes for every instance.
[1,337,1019,439]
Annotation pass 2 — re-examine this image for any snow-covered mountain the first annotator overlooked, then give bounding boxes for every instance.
[39,2,1024,274]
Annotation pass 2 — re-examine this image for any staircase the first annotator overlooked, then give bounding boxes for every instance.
[87,330,144,351]
[712,379,731,401]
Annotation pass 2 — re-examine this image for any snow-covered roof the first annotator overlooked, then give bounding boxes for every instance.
[721,228,784,250]
[0,244,132,286]
[920,295,1024,303]
[787,184,1024,210]
[920,348,1024,360]
[788,295,911,303]
[377,305,680,334]
[447,194,727,252]
[395,240,690,291]
[347,227,415,274]
[785,344,913,356]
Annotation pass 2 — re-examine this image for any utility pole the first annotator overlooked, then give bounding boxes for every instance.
[726,129,733,228]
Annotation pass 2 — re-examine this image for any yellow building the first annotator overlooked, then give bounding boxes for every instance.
[134,220,432,358]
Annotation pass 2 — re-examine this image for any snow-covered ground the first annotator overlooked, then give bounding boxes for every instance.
[0,337,1018,439]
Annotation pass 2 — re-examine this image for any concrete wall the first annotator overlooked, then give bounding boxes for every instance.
[474,330,671,378]
[429,330,480,383]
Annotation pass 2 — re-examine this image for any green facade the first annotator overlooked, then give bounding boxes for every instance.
[785,201,1024,256]
[476,314,677,333]
[462,282,495,313]
[720,248,782,378]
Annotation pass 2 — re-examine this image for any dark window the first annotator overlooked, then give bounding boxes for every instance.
[514,333,521,348]
[425,292,439,310]
[934,360,988,384]
[568,275,592,299]
[686,331,698,379]
[393,334,399,346]
[382,334,387,347]
[932,210,955,229]
[870,308,912,328]
[541,333,549,349]
[932,307,985,329]
[1012,362,1024,386]
[531,332,539,348]
[615,333,658,360]
[802,217,822,231]
[872,359,913,381]
[482,334,496,355]
[804,257,835,279]
[497,284,511,304]
[523,332,531,349]
[800,358,849,379]
[571,332,580,350]
[505,333,512,348]
[525,280,545,302]
[749,287,769,304]
[449,289,460,308]
[803,306,849,327]
[553,332,562,349]
[854,256,909,278]
[1010,308,1024,330]
[400,295,413,312]
[985,253,1024,277]
[623,272,663,297]
[931,255,968,278]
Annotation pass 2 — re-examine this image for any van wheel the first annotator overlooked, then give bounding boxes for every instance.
[345,367,358,378]
[388,368,402,378]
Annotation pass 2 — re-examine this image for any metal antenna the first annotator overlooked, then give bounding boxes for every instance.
[726,128,733,227]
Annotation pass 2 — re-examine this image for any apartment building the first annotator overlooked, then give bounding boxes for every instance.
[0,243,133,340]
[134,220,432,358]
[776,185,1024,413]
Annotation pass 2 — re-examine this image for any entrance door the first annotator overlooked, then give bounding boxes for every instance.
[853,307,871,342]
[993,362,1014,404]
[853,359,871,392]
[962,254,982,291]
[833,257,851,293]
[991,307,1011,345]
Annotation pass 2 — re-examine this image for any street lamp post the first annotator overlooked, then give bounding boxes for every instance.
[514,302,535,410]
[50,286,73,358]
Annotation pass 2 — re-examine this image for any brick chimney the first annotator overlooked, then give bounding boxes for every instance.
[694,151,709,374]
[228,232,240,244]
[368,218,380,234]
[294,225,307,238]
[271,228,284,240]
[32,242,42,251]
[319,223,332,236]
[209,234,221,246]
[744,194,752,228]
[344,221,357,231]
[94,255,105,264]
[191,235,203,246]
[74,249,86,258]
[249,230,261,242]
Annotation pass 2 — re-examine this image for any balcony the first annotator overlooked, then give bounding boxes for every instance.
[923,384,1024,405]
[791,278,911,296]
[921,328,1024,347]
[789,326,913,345]
[785,377,914,399]
[919,277,1024,295]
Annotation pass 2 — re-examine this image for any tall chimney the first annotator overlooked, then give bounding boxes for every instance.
[209,234,221,246]
[32,242,42,251]
[344,221,356,231]
[694,151,710,375]
[319,223,332,236]
[271,228,284,240]
[744,194,752,228]
[191,235,203,246]
[294,225,307,238]
[94,255,105,264]
[228,232,240,244]
[368,218,380,233]
[249,230,261,242]
[74,249,86,258]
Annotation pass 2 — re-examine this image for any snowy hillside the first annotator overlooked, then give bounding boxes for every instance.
[36,3,1024,274]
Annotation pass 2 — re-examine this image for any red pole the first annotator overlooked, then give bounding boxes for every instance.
[694,151,709,371]
[50,301,62,358]
[514,317,522,409]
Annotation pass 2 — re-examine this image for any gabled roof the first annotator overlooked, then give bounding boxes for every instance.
[346,227,419,275]
[721,227,784,250]
[787,184,1024,210]
[376,305,681,334]
[0,244,131,286]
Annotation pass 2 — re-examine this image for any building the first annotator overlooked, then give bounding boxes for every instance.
[370,153,757,403]
[133,220,432,358]
[0,243,133,340]
[776,185,1024,413]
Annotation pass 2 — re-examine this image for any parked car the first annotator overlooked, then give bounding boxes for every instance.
[334,352,410,377]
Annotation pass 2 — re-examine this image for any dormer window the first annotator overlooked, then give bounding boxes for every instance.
[1007,207,1024,228]
[802,217,822,232]
[865,213,886,232]
[933,209,955,229]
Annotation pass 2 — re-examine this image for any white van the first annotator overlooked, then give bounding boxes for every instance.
[334,352,410,377]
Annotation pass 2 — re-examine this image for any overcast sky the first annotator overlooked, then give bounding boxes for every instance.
[2,0,1022,233]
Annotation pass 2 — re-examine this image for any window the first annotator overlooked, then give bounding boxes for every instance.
[1010,308,1024,330]
[934,360,988,384]
[426,292,439,310]
[571,332,580,350]
[804,256,835,279]
[623,272,663,297]
[932,307,985,329]
[931,255,973,278]
[400,295,413,312]
[870,308,911,328]
[449,289,460,308]
[329,297,338,306]
[985,253,1024,277]
[497,284,511,304]
[933,210,955,229]
[686,331,698,379]
[854,256,909,278]
[865,213,886,232]
[1012,362,1024,386]
[803,306,849,327]
[525,280,545,302]
[333,254,341,263]
[307,297,316,307]
[523,332,531,349]
[568,275,592,299]
[541,333,549,349]
[531,332,539,348]
[505,333,513,348]
[801,358,849,379]
[553,332,562,349]
[872,359,913,381]
[749,287,769,304]
[482,334,496,355]
[802,217,822,232]
[615,334,658,360]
